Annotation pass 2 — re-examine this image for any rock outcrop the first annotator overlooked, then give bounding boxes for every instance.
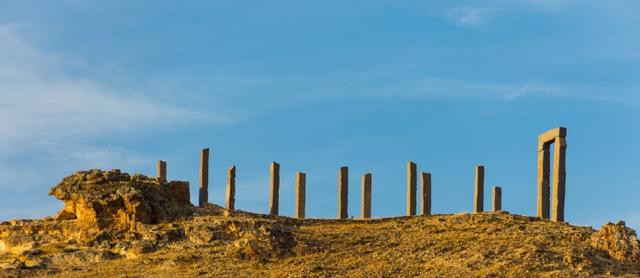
[48,169,191,237]
[591,221,640,264]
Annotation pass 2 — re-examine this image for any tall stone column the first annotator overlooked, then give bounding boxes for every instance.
[407,161,417,216]
[537,143,551,219]
[492,186,502,212]
[269,162,280,216]
[361,173,372,219]
[421,172,431,216]
[199,148,209,207]
[338,166,349,219]
[295,172,306,219]
[552,137,567,222]
[474,165,484,213]
[226,166,236,210]
[157,160,167,183]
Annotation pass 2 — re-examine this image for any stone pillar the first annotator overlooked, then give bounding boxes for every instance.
[537,127,567,221]
[474,165,484,213]
[361,173,372,219]
[338,166,348,219]
[492,186,502,212]
[199,148,209,207]
[269,162,280,216]
[552,137,567,222]
[295,172,306,219]
[157,160,167,183]
[407,161,417,216]
[226,166,236,210]
[537,143,551,219]
[421,172,431,216]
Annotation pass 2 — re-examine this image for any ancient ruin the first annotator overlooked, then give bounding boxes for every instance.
[338,167,348,219]
[226,166,236,211]
[492,186,502,212]
[199,148,210,207]
[8,126,635,278]
[406,161,417,216]
[474,165,485,213]
[269,162,280,216]
[421,172,431,216]
[295,172,306,219]
[537,127,567,222]
[157,160,167,182]
[361,173,372,219]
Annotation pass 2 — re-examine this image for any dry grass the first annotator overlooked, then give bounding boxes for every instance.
[8,211,640,278]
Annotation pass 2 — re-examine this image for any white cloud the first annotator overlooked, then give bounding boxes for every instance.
[447,6,496,28]
[0,23,230,203]
[523,0,571,11]
[0,24,228,155]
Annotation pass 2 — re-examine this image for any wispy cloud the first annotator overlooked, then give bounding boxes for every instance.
[447,6,497,28]
[233,71,639,106]
[0,24,227,155]
[0,24,228,208]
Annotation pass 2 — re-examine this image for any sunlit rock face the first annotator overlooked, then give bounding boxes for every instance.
[591,221,640,264]
[48,169,191,237]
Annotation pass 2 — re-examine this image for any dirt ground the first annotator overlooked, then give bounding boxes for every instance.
[4,210,640,278]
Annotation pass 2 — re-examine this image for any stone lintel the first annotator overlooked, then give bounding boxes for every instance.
[538,127,567,144]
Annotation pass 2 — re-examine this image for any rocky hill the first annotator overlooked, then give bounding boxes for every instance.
[1,169,640,277]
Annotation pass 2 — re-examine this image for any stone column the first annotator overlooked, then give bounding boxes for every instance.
[338,166,348,219]
[474,165,484,213]
[421,172,431,216]
[552,137,567,222]
[537,143,551,219]
[361,173,372,219]
[492,186,502,212]
[295,172,306,219]
[407,161,417,216]
[157,160,167,183]
[269,162,280,216]
[226,166,236,210]
[199,148,209,207]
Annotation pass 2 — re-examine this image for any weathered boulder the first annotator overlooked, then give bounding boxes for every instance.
[591,221,640,264]
[48,169,191,237]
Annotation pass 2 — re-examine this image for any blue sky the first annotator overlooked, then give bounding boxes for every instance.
[0,0,639,230]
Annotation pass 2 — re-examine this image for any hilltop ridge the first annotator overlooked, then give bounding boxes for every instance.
[1,169,639,278]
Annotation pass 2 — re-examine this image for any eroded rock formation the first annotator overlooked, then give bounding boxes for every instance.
[49,169,191,237]
[591,221,640,264]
